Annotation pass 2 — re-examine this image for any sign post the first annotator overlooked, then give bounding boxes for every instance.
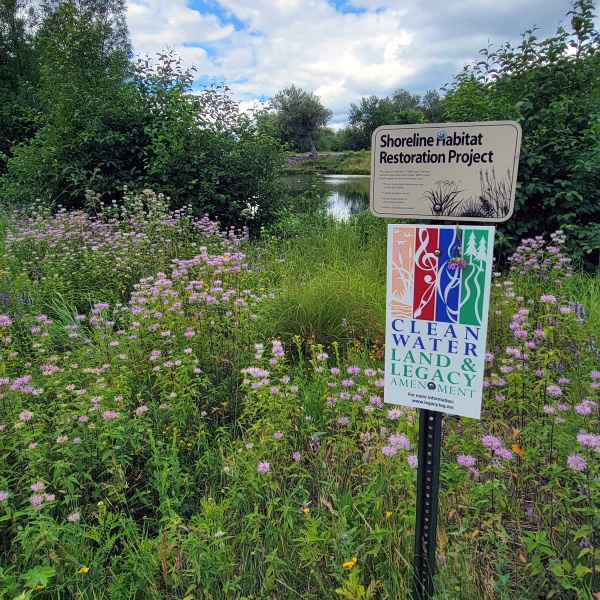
[370,122,521,599]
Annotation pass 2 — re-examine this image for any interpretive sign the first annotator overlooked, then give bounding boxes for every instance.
[371,121,521,222]
[385,224,495,419]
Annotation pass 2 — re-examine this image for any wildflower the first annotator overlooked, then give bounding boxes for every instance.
[448,257,468,270]
[387,408,403,420]
[19,410,33,421]
[102,411,119,420]
[389,434,410,449]
[30,481,45,492]
[341,379,354,387]
[245,442,254,449]
[273,431,283,439]
[214,530,225,538]
[382,445,398,456]
[338,417,350,425]
[456,454,476,467]
[77,566,90,574]
[292,451,301,461]
[316,353,328,361]
[540,294,557,303]
[0,491,9,501]
[511,444,524,457]
[257,461,270,474]
[29,495,44,510]
[343,557,358,569]
[135,405,148,416]
[303,507,310,515]
[495,448,514,459]
[481,435,502,450]
[56,435,68,444]
[567,454,587,471]
[546,385,562,396]
[407,455,418,468]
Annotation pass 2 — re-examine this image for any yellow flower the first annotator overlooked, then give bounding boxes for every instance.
[342,557,358,569]
[78,566,90,574]
[35,585,44,590]
[303,507,310,515]
[385,511,393,519]
[512,444,525,457]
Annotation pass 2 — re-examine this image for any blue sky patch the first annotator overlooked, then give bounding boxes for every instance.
[189,0,246,30]
[329,0,366,14]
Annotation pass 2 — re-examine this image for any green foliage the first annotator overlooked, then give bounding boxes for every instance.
[132,52,288,230]
[441,0,600,269]
[270,85,333,160]
[0,7,287,231]
[1,0,140,206]
[345,88,442,150]
[0,0,39,174]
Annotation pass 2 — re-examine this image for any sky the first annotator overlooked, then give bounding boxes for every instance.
[125,0,586,127]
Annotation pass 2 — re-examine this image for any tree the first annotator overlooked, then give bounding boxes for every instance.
[441,0,600,267]
[0,0,38,173]
[270,85,332,160]
[1,0,139,204]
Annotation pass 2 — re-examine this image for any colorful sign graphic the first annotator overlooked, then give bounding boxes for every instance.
[385,224,495,419]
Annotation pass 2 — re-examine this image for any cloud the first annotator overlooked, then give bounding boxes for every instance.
[126,0,591,125]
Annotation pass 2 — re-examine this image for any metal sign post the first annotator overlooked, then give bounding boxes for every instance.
[412,409,442,600]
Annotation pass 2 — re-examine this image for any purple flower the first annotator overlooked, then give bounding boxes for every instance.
[292,452,301,461]
[257,461,270,474]
[30,481,45,492]
[102,411,119,420]
[456,454,476,468]
[0,315,12,327]
[338,417,350,425]
[316,353,328,361]
[341,379,354,387]
[0,491,9,501]
[135,405,148,416]
[407,455,418,468]
[494,448,513,459]
[546,385,562,396]
[29,495,44,510]
[389,434,410,450]
[540,294,557,303]
[387,408,403,420]
[481,435,502,450]
[67,512,80,522]
[382,445,398,456]
[273,431,283,439]
[567,454,587,471]
[19,410,33,421]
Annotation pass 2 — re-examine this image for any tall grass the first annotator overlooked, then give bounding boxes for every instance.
[0,201,598,599]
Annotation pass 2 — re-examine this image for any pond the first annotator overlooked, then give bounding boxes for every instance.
[283,174,371,220]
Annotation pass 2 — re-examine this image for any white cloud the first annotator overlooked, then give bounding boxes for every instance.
[126,0,592,125]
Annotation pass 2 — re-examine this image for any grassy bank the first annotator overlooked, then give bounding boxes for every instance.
[284,150,371,175]
[0,196,598,599]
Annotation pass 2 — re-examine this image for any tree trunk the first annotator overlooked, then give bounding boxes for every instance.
[308,134,318,161]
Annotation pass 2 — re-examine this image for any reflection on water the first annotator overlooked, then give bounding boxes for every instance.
[284,174,371,220]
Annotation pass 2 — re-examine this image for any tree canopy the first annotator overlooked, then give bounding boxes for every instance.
[270,85,332,160]
[441,0,600,266]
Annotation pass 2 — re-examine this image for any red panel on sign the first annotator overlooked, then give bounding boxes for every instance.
[413,227,438,321]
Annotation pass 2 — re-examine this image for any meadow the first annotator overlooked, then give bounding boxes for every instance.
[0,191,598,600]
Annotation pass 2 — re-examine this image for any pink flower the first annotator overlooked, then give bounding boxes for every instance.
[257,461,270,474]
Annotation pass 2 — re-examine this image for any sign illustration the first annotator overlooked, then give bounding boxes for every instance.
[385,224,495,419]
[371,121,522,222]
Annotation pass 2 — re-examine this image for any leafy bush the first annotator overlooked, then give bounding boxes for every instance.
[441,0,600,269]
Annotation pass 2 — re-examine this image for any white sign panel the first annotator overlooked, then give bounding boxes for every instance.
[371,121,522,222]
[384,224,495,419]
